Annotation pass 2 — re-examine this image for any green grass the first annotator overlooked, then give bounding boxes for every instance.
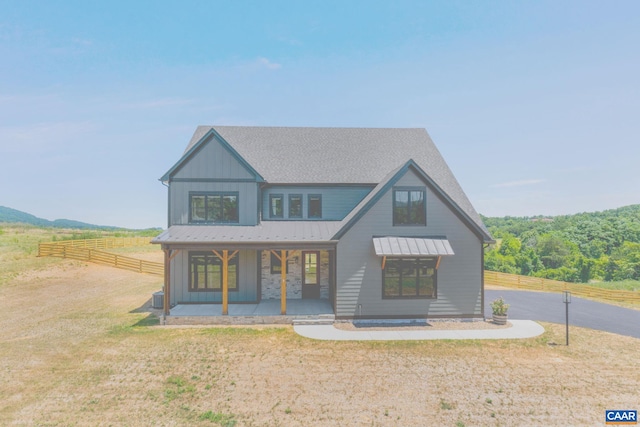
[164,376,196,403]
[52,228,162,240]
[585,279,640,292]
[440,399,454,410]
[0,224,162,288]
[0,225,63,286]
[198,411,236,426]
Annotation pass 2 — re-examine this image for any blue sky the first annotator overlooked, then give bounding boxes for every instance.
[1,1,638,229]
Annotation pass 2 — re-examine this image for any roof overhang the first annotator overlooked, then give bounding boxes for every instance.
[373,237,455,257]
[152,222,342,250]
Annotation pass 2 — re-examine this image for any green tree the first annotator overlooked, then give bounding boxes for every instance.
[516,247,543,276]
[536,233,574,269]
[483,205,640,283]
[485,250,517,274]
[498,233,521,257]
[606,242,640,280]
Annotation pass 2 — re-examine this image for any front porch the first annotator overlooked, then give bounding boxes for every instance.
[164,298,334,325]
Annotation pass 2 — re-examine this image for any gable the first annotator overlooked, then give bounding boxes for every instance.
[162,130,263,182]
[334,160,493,243]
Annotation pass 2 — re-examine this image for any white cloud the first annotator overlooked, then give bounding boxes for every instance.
[71,37,92,47]
[491,179,545,188]
[0,121,97,153]
[274,35,303,46]
[123,98,194,109]
[256,57,282,70]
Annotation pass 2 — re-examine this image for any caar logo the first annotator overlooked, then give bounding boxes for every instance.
[606,410,637,425]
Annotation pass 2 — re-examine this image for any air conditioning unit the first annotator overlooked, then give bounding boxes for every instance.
[152,291,164,309]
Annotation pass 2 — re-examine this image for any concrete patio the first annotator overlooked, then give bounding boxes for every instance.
[164,298,334,325]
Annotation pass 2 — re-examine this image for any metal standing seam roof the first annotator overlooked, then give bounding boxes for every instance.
[151,221,343,245]
[372,237,455,257]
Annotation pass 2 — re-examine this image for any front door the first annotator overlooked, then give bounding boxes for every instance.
[302,251,320,299]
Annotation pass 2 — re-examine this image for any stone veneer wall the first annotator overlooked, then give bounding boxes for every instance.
[261,250,330,300]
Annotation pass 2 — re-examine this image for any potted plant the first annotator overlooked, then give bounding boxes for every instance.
[490,297,509,325]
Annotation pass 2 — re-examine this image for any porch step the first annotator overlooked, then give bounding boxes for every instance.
[292,314,335,325]
[292,318,335,326]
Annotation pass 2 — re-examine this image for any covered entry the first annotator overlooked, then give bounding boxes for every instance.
[153,222,341,317]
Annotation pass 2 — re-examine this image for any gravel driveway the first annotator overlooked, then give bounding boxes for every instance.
[485,289,640,339]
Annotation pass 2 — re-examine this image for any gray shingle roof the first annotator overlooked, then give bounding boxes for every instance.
[186,126,452,184]
[172,125,491,241]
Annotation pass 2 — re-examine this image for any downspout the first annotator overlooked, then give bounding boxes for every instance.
[258,185,262,223]
[161,180,170,229]
[482,243,490,319]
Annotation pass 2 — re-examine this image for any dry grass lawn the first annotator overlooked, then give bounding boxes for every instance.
[1,228,639,426]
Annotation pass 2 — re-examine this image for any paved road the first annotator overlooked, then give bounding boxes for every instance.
[485,290,640,339]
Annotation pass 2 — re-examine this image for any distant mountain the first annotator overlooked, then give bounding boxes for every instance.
[0,206,118,230]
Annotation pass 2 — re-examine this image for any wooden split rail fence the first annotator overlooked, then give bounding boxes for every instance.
[485,270,640,305]
[38,237,164,277]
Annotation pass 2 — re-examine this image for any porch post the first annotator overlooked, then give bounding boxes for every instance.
[222,249,229,315]
[280,250,287,315]
[212,249,238,316]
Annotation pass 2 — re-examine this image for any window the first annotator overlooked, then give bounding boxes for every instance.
[289,194,303,218]
[308,194,322,218]
[383,258,436,298]
[269,194,283,218]
[270,251,287,274]
[393,188,426,225]
[190,192,239,223]
[189,252,238,292]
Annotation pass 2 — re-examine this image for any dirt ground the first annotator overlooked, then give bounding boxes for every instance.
[1,255,639,426]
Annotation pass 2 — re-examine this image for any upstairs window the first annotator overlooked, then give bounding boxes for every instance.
[190,192,239,223]
[393,188,426,225]
[269,194,284,218]
[308,194,322,219]
[289,194,303,218]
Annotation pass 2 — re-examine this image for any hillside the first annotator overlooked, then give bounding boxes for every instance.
[0,206,117,230]
[481,204,640,285]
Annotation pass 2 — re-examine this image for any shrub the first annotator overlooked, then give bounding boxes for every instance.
[490,297,509,315]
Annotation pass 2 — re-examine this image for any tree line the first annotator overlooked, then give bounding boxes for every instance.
[482,205,640,283]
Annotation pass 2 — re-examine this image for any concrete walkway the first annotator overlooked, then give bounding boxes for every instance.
[294,320,544,341]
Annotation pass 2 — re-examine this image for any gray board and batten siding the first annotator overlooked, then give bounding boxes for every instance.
[169,181,259,226]
[156,126,493,319]
[167,134,260,226]
[168,250,259,304]
[335,167,483,319]
[170,132,258,181]
[261,186,372,221]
